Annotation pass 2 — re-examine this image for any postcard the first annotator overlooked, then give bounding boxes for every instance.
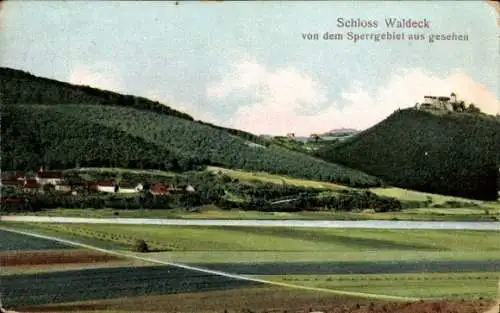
[0,1,499,312]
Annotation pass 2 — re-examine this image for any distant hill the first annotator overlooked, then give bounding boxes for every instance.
[315,108,500,200]
[322,128,359,137]
[0,67,382,188]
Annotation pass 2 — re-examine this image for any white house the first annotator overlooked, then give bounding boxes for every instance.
[36,171,64,185]
[117,183,143,193]
[97,181,116,193]
[55,184,71,192]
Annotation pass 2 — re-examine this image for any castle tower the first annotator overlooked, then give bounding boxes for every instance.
[450,92,457,103]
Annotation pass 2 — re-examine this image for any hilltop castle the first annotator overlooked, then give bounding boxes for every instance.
[415,92,457,111]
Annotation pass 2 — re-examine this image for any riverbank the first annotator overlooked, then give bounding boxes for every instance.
[4,205,500,222]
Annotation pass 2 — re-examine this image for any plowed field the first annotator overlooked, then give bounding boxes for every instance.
[0,249,123,267]
[15,288,496,313]
[0,229,71,251]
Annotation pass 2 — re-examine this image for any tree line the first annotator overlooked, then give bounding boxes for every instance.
[1,172,406,213]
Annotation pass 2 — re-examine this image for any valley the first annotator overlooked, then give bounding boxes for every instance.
[1,67,499,313]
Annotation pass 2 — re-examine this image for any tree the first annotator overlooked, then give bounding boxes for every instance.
[132,239,149,252]
[42,183,56,195]
[466,103,481,114]
[451,100,466,112]
[310,133,320,143]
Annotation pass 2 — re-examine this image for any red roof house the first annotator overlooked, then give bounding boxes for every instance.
[37,171,64,179]
[150,183,169,195]
[97,181,117,193]
[1,172,25,180]
[36,171,64,185]
[23,179,40,193]
[0,179,24,186]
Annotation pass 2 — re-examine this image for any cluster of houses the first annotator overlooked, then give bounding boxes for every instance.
[0,168,195,197]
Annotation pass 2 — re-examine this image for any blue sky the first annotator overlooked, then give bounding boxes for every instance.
[1,1,498,135]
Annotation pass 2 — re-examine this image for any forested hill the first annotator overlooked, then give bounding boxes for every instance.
[0,67,194,120]
[0,67,383,187]
[315,108,500,200]
[1,103,382,187]
[0,67,267,146]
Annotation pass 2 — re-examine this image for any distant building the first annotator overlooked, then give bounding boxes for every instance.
[97,181,116,193]
[70,180,98,193]
[23,179,40,194]
[417,93,456,111]
[55,183,72,192]
[150,183,169,195]
[1,171,25,181]
[0,179,24,187]
[117,182,143,193]
[36,170,64,185]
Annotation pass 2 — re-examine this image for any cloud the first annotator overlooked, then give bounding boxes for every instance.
[68,62,125,93]
[206,57,268,99]
[145,90,218,123]
[206,59,499,136]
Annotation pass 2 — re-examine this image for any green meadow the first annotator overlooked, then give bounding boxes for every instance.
[253,272,500,299]
[3,222,499,263]
[1,222,499,300]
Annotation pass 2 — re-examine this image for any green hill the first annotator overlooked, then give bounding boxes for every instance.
[315,108,500,200]
[0,68,381,187]
[0,67,269,147]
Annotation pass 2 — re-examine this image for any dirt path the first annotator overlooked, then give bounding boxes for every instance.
[482,299,499,313]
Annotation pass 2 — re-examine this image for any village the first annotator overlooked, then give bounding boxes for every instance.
[0,167,196,205]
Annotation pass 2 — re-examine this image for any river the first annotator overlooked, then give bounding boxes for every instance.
[1,216,499,230]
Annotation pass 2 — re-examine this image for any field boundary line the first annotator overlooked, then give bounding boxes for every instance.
[0,226,421,302]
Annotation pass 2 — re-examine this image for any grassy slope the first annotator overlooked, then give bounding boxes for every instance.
[207,166,349,190]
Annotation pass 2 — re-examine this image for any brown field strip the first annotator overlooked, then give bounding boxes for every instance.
[16,287,495,313]
[0,249,123,267]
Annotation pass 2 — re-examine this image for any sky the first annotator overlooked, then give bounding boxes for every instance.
[1,1,499,136]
